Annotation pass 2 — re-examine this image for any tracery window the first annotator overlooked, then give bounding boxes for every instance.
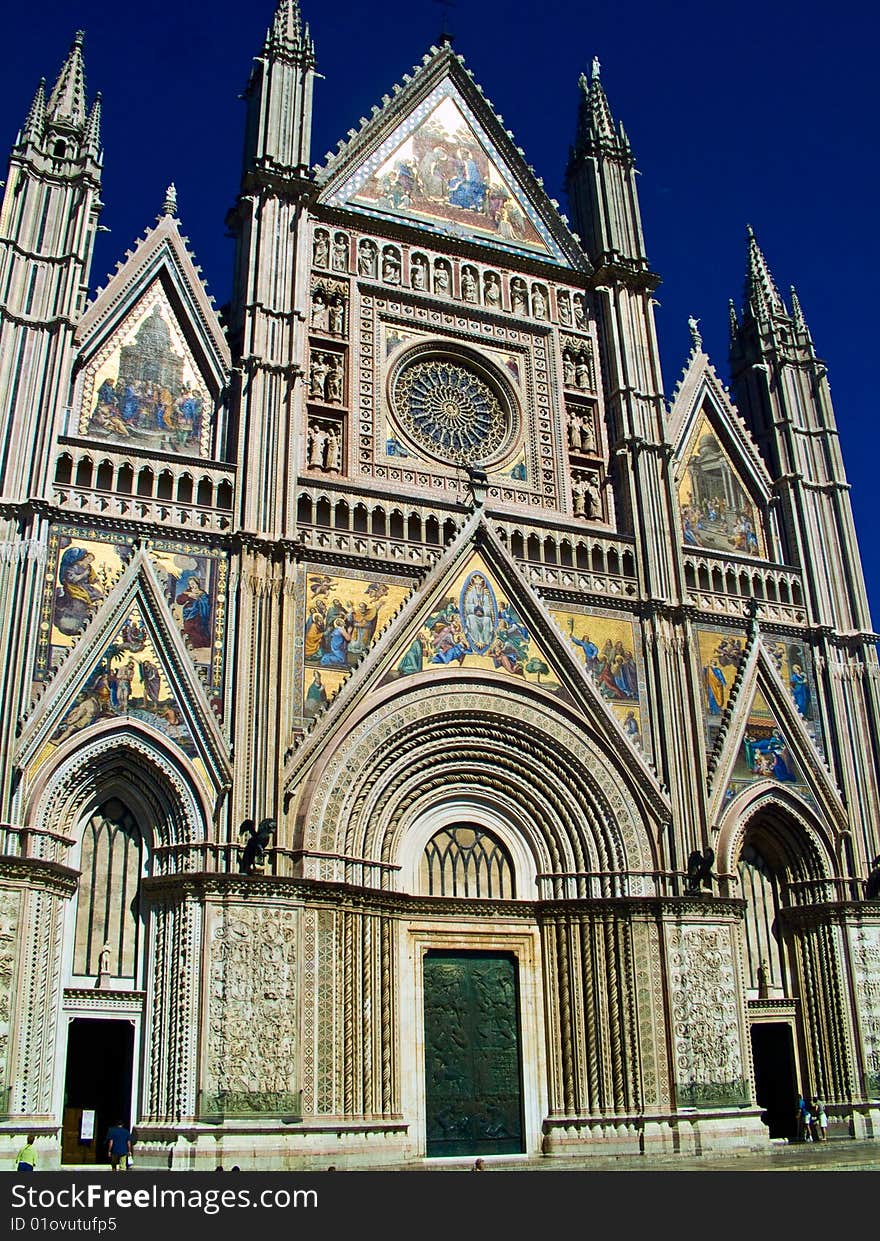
[421,824,515,899]
[739,842,787,995]
[73,799,145,980]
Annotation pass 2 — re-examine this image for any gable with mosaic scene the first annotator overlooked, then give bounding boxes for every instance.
[379,554,566,702]
[75,281,215,458]
[36,525,227,709]
[302,569,412,716]
[327,83,566,264]
[550,605,646,751]
[677,412,766,557]
[726,687,811,804]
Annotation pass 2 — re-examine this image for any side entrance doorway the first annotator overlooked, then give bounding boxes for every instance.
[750,1020,798,1139]
[423,951,524,1157]
[61,1018,135,1164]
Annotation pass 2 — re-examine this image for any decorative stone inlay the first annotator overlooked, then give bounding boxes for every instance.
[203,904,299,1115]
[392,357,508,465]
[666,923,748,1108]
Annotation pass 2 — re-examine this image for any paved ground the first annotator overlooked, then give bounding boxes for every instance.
[408,1137,880,1173]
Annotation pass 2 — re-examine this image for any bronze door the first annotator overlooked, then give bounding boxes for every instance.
[423,951,524,1157]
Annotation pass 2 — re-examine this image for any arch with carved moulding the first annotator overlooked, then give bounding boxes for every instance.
[25,720,209,869]
[715,782,837,897]
[292,676,660,897]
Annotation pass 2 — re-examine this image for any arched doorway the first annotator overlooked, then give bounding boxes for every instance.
[720,793,848,1142]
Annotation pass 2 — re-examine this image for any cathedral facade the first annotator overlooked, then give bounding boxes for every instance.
[1,2,879,1169]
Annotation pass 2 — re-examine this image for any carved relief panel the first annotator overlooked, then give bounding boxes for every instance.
[202,903,299,1116]
[665,922,749,1108]
[849,923,880,1097]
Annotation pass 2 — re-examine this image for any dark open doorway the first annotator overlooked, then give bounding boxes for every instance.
[61,1018,134,1165]
[750,1021,798,1139]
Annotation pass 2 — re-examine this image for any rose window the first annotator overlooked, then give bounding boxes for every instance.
[391,357,511,464]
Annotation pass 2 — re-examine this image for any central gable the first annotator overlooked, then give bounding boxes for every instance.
[321,75,572,266]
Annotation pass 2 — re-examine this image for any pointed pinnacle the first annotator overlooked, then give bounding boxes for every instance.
[83,91,101,156]
[578,59,615,143]
[265,0,315,64]
[21,78,46,145]
[47,30,87,131]
[162,183,178,217]
[745,226,784,321]
[729,297,739,337]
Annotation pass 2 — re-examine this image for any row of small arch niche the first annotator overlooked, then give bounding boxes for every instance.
[314,229,582,317]
[296,493,635,574]
[55,454,233,510]
[685,559,803,606]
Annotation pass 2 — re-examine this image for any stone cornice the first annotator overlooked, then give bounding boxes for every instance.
[0,856,79,897]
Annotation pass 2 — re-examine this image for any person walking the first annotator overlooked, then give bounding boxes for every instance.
[814,1099,828,1142]
[105,1120,132,1170]
[15,1135,37,1172]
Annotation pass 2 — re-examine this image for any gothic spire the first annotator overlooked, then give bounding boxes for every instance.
[744,224,784,323]
[46,30,87,131]
[265,0,315,64]
[83,92,102,158]
[576,56,616,147]
[789,284,813,340]
[20,79,46,146]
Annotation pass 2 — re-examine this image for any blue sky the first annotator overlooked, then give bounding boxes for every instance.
[2,0,877,620]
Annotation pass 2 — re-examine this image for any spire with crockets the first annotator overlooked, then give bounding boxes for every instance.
[265,0,315,64]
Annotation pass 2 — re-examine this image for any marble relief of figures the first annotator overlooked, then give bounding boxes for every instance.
[531,285,548,320]
[461,266,479,303]
[434,260,452,295]
[349,95,549,256]
[313,229,330,267]
[483,272,501,307]
[311,285,347,336]
[562,343,593,392]
[83,300,210,457]
[567,405,596,454]
[572,471,601,520]
[307,421,342,474]
[309,353,343,404]
[573,293,587,329]
[558,291,573,325]
[511,278,527,315]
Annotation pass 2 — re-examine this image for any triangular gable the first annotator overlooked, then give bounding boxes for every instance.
[669,349,773,559]
[706,639,845,829]
[17,550,231,799]
[70,214,230,461]
[317,48,586,270]
[287,513,667,823]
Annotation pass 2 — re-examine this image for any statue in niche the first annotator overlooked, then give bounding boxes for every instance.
[96,942,112,988]
[434,264,451,295]
[332,234,348,271]
[311,291,328,332]
[462,268,478,303]
[757,960,770,999]
[573,293,587,329]
[308,422,328,468]
[313,231,329,267]
[328,300,344,335]
[563,352,575,387]
[411,255,428,290]
[531,286,548,319]
[358,239,377,277]
[483,272,501,307]
[309,353,329,400]
[239,818,277,875]
[575,354,591,390]
[382,249,401,283]
[325,428,341,473]
[326,357,343,404]
[511,281,527,315]
[572,473,600,519]
[567,407,584,453]
[580,410,596,452]
[558,293,572,325]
